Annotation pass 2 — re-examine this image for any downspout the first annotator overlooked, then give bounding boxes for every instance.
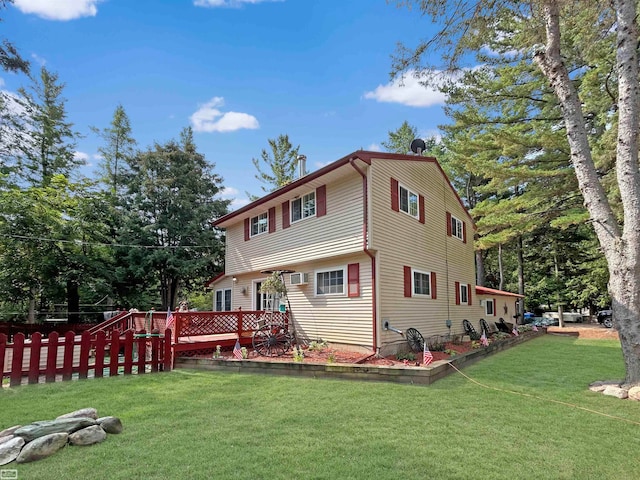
[349,158,377,353]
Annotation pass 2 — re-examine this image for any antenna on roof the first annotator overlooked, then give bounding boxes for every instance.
[410,138,426,155]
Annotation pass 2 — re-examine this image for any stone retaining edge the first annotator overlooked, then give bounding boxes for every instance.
[175,330,546,385]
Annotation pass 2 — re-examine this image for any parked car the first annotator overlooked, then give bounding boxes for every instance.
[542,311,583,323]
[596,309,613,328]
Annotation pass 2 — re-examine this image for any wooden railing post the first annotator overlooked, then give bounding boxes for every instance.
[94,331,106,378]
[28,332,42,384]
[62,331,75,381]
[0,333,6,381]
[10,333,25,387]
[109,332,120,377]
[163,328,172,372]
[124,330,134,375]
[46,332,59,383]
[79,331,91,380]
[237,309,244,338]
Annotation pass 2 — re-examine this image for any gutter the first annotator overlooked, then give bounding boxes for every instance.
[349,157,378,353]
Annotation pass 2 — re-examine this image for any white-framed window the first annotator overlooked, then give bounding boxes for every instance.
[450,215,464,240]
[291,191,316,223]
[412,269,431,297]
[316,266,346,296]
[459,283,469,305]
[215,288,232,311]
[250,212,268,237]
[485,299,495,316]
[399,184,419,218]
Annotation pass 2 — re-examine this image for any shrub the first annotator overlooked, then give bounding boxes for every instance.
[396,351,416,361]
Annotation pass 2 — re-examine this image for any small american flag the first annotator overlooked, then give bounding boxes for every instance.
[423,341,433,366]
[233,339,243,359]
[480,332,489,347]
[532,325,539,332]
[512,326,519,336]
[166,308,175,330]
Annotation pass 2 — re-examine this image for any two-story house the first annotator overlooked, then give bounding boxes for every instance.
[211,150,522,355]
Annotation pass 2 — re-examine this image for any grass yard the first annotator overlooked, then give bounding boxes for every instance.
[1,335,639,480]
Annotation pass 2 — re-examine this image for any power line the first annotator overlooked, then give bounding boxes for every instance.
[0,233,214,249]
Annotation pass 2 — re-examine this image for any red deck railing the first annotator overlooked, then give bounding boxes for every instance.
[1,329,172,387]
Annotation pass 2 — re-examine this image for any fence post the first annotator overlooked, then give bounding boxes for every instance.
[62,331,75,381]
[0,333,6,381]
[136,330,146,375]
[109,332,120,377]
[46,331,59,383]
[94,331,106,378]
[163,328,172,372]
[10,333,25,387]
[79,331,91,380]
[123,330,134,375]
[28,332,42,385]
[151,335,159,372]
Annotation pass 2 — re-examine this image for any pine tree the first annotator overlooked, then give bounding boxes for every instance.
[251,134,300,195]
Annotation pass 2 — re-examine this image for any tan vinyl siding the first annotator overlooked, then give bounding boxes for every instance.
[475,295,520,329]
[225,172,364,275]
[230,254,373,348]
[211,277,234,310]
[370,158,477,345]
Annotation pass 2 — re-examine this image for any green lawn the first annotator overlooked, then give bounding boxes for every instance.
[1,335,638,480]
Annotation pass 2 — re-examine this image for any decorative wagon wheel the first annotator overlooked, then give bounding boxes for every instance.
[252,323,292,357]
[479,319,491,337]
[405,328,424,352]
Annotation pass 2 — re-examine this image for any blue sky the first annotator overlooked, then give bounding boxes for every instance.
[3,0,448,209]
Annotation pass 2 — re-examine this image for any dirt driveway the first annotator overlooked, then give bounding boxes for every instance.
[546,323,619,340]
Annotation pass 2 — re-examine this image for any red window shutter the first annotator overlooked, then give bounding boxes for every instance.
[455,281,460,305]
[468,287,472,306]
[282,201,290,229]
[419,194,425,224]
[446,212,452,237]
[268,207,276,233]
[347,263,360,298]
[391,178,399,212]
[430,271,437,299]
[462,221,467,243]
[244,218,250,241]
[403,266,412,298]
[316,185,327,217]
[494,298,497,316]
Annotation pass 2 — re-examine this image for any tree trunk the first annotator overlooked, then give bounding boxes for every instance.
[67,279,80,324]
[498,243,504,291]
[516,237,525,323]
[475,250,485,286]
[27,288,37,324]
[535,0,640,384]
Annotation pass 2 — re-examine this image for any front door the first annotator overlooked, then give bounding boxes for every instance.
[254,281,268,311]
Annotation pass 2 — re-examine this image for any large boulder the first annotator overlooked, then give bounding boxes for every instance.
[97,417,123,434]
[603,385,628,399]
[68,426,107,446]
[0,436,25,466]
[56,408,98,420]
[0,435,16,446]
[16,433,68,464]
[14,418,97,442]
[628,386,640,401]
[0,426,22,438]
[588,380,619,393]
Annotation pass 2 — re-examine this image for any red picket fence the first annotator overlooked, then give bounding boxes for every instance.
[0,329,172,388]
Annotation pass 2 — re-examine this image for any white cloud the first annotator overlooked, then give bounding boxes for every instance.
[218,186,250,211]
[73,151,89,162]
[14,0,101,21]
[190,97,259,133]
[194,0,282,8]
[31,53,46,66]
[364,70,447,108]
[367,143,382,152]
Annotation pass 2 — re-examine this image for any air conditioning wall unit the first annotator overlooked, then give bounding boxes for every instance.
[290,272,309,285]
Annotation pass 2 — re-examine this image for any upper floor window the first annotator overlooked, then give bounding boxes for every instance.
[399,185,419,218]
[316,267,345,296]
[291,191,316,223]
[251,212,268,237]
[450,215,464,240]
